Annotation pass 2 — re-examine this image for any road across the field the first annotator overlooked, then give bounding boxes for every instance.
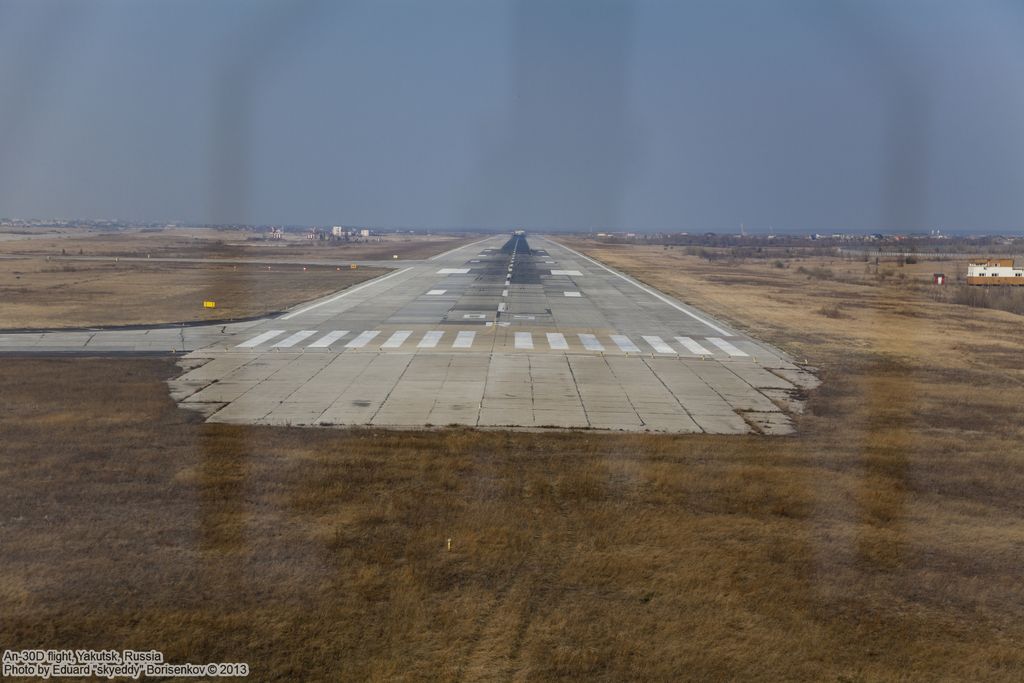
[0,235,817,434]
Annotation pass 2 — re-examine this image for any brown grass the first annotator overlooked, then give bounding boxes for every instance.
[0,227,483,327]
[2,239,1024,680]
[0,259,389,328]
[0,227,480,261]
[1,352,1023,681]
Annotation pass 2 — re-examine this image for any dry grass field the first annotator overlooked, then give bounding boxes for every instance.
[0,227,478,261]
[0,228,478,328]
[2,240,1024,680]
[0,259,388,328]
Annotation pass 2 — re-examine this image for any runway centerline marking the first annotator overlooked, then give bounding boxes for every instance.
[438,268,471,274]
[564,291,581,297]
[550,269,582,276]
[426,289,446,295]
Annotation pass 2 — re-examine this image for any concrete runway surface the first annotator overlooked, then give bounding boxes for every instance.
[0,234,818,434]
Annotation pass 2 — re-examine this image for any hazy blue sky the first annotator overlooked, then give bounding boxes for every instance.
[0,0,1022,232]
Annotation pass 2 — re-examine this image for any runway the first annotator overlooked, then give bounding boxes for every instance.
[0,234,817,434]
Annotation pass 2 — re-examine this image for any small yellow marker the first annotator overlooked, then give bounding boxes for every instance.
[350,264,358,269]
[203,300,217,309]
[446,538,452,552]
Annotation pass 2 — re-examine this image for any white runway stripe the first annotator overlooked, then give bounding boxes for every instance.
[418,331,444,348]
[514,332,533,349]
[236,330,286,348]
[642,335,676,354]
[707,337,749,356]
[453,331,475,348]
[345,331,380,348]
[497,302,507,312]
[381,330,412,348]
[546,332,569,350]
[611,334,641,353]
[675,336,712,355]
[308,330,349,348]
[273,330,318,348]
[563,291,581,297]
[578,333,604,351]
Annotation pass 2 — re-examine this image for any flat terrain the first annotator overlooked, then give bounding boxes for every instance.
[0,259,388,328]
[0,226,478,261]
[2,235,807,433]
[558,238,1024,376]
[0,228,484,328]
[2,240,1023,679]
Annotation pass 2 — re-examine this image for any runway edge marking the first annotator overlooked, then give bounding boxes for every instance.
[281,267,413,320]
[546,237,732,336]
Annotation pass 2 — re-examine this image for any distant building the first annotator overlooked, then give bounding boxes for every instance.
[360,228,371,237]
[332,226,345,237]
[967,259,1024,285]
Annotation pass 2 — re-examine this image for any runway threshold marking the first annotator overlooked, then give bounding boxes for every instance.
[642,335,676,354]
[546,333,569,350]
[564,291,581,297]
[381,331,413,348]
[514,332,533,349]
[578,333,604,351]
[611,335,641,353]
[308,330,349,348]
[675,336,711,355]
[453,331,476,348]
[549,240,731,335]
[418,331,444,348]
[346,331,380,348]
[237,330,286,348]
[273,330,318,348]
[707,337,749,356]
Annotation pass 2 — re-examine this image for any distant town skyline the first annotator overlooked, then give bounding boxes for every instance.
[1,0,1023,232]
